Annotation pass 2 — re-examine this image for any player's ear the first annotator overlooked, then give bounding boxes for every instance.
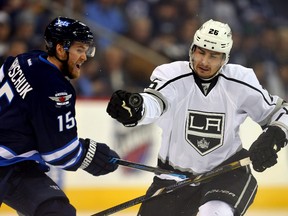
[55,44,66,59]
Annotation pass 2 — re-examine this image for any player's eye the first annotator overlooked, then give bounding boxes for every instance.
[198,50,205,55]
[76,48,86,53]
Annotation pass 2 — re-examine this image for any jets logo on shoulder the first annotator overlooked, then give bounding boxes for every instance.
[185,110,225,155]
[49,92,72,107]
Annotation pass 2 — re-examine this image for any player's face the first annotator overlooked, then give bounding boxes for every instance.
[66,41,89,79]
[192,46,225,79]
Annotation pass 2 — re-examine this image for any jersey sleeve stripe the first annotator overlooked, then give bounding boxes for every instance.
[48,145,84,169]
[143,90,167,115]
[0,146,47,169]
[41,137,80,162]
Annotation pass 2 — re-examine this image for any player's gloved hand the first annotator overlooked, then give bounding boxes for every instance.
[249,126,287,172]
[106,90,143,127]
[80,138,120,176]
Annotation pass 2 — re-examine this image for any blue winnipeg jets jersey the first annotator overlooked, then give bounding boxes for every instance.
[0,50,84,171]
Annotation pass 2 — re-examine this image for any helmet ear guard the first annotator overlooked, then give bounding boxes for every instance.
[44,16,96,57]
[189,19,233,67]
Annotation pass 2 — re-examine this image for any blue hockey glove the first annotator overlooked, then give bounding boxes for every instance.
[106,90,143,127]
[80,138,120,176]
[249,126,287,172]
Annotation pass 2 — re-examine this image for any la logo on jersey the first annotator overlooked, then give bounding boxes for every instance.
[185,110,225,155]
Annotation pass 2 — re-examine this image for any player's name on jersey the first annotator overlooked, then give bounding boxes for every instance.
[7,58,33,99]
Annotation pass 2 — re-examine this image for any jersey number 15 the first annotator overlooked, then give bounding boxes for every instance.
[57,111,75,132]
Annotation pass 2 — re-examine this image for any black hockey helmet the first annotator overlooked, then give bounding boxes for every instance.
[44,16,95,57]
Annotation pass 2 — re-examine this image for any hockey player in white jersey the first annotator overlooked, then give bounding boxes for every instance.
[107,19,288,216]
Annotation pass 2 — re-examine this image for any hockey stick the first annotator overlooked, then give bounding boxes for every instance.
[92,157,251,216]
[109,158,187,179]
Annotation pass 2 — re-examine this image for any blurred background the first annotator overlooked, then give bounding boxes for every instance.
[0,0,288,215]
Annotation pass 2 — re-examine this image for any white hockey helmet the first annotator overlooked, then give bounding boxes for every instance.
[189,19,233,65]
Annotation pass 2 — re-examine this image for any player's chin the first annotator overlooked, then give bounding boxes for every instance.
[69,69,81,79]
[196,70,211,79]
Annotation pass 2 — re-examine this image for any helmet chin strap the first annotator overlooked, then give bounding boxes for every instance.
[55,51,70,78]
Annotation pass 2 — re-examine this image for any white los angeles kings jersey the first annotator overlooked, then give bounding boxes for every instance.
[139,61,288,175]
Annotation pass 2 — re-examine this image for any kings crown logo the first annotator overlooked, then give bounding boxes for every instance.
[197,138,210,149]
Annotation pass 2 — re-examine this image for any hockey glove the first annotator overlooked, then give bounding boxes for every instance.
[80,138,120,176]
[249,126,287,172]
[106,90,143,127]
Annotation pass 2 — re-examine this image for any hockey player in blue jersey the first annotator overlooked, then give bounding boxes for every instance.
[107,19,288,216]
[0,16,120,215]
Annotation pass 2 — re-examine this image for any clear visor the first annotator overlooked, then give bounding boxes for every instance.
[63,40,96,57]
[86,45,96,57]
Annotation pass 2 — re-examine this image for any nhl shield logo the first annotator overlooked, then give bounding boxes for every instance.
[185,110,225,155]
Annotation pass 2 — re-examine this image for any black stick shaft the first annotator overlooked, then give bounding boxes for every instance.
[92,157,251,216]
[110,158,187,179]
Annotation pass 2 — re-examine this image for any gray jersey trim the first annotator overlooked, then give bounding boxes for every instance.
[143,88,168,115]
[259,98,284,126]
